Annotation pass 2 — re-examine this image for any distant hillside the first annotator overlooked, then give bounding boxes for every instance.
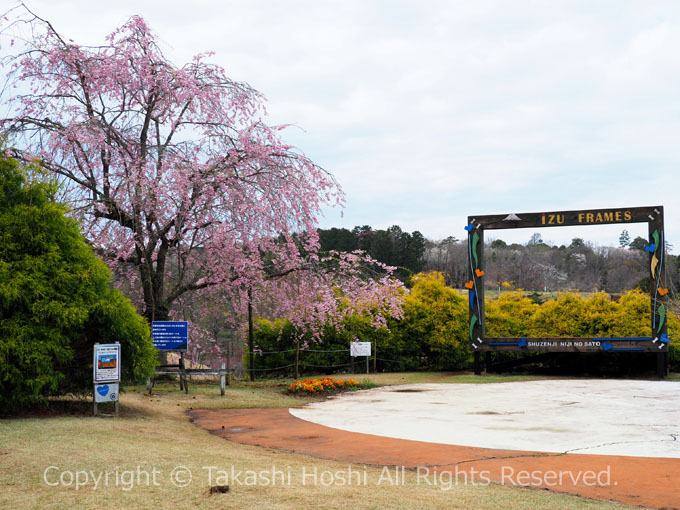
[424,235,679,294]
[319,225,679,294]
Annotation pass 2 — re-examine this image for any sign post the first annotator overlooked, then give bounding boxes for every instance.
[93,343,121,417]
[351,341,372,374]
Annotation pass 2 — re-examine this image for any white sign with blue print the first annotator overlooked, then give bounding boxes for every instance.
[92,343,121,416]
[94,383,119,403]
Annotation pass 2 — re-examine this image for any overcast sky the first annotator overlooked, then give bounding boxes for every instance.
[5,1,680,249]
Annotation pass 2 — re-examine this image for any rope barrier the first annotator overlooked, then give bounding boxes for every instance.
[243,364,296,372]
[254,348,350,355]
[242,348,404,375]
[303,348,350,353]
[376,357,409,364]
[301,362,355,368]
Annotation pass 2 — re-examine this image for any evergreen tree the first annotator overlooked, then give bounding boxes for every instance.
[0,155,156,411]
[629,236,648,251]
[619,229,631,248]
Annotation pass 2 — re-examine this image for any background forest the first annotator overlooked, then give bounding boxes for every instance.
[319,225,680,294]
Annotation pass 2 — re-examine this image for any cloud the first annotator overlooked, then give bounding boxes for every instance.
[15,0,680,245]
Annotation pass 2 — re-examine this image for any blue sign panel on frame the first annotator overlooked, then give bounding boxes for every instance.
[151,321,188,351]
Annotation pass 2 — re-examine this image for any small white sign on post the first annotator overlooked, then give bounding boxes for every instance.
[93,343,121,416]
[94,383,119,403]
[351,341,372,375]
[350,341,371,357]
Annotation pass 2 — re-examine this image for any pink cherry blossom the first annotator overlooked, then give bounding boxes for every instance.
[1,8,405,359]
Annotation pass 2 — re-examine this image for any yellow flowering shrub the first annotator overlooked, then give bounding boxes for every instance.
[486,289,679,368]
[486,291,538,337]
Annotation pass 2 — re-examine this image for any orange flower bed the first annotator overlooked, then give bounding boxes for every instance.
[285,377,360,395]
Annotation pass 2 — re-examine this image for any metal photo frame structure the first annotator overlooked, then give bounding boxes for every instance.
[466,206,669,378]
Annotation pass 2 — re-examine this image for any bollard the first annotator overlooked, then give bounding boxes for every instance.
[220,363,226,396]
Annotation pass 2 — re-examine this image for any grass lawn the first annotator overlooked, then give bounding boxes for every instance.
[0,372,664,510]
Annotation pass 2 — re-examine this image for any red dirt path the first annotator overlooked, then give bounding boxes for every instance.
[189,408,679,509]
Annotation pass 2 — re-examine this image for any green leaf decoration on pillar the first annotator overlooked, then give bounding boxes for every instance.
[469,314,478,340]
[472,231,480,268]
[657,304,666,334]
[652,230,659,253]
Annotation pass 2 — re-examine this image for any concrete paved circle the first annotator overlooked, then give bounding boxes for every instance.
[290,380,680,458]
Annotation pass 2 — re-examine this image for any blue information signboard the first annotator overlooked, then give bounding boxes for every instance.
[151,321,188,351]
